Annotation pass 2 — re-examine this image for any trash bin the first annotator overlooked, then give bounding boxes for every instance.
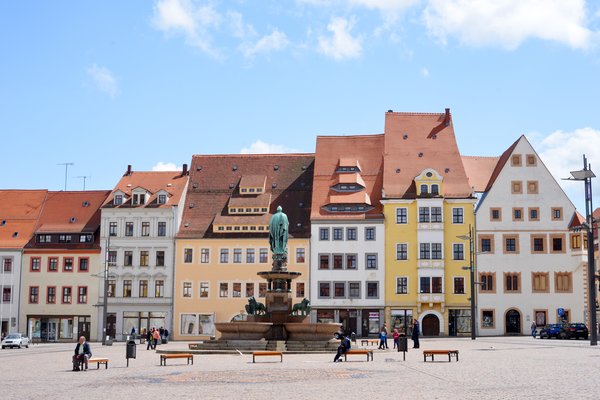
[126,339,136,366]
[397,335,408,352]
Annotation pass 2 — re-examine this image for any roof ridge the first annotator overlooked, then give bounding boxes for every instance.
[461,155,500,159]
[192,153,314,157]
[316,133,384,139]
[386,112,446,116]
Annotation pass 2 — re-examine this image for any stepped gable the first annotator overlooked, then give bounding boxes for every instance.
[311,134,384,220]
[383,110,472,199]
[102,168,188,208]
[179,153,315,239]
[461,156,501,192]
[0,190,48,248]
[25,190,111,249]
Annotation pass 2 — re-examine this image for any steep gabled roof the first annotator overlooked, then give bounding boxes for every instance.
[462,156,501,192]
[103,170,188,208]
[34,191,111,234]
[0,190,48,248]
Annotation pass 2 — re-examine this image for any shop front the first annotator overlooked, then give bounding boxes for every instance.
[390,309,414,336]
[315,308,383,337]
[28,315,91,342]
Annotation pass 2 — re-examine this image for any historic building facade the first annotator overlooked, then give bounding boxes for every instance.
[173,154,313,340]
[98,166,188,341]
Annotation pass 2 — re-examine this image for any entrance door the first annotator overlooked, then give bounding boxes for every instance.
[422,315,440,336]
[78,320,90,341]
[107,314,116,339]
[505,309,521,334]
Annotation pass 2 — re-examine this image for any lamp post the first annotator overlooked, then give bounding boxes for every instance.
[458,225,476,340]
[567,155,598,346]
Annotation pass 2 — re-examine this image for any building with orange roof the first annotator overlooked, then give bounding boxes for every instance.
[0,190,47,336]
[99,165,189,341]
[310,134,386,336]
[382,109,476,336]
[472,136,588,335]
[20,190,111,342]
[173,154,313,340]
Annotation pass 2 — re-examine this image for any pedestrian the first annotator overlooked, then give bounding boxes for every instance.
[131,326,136,338]
[378,327,387,350]
[392,328,400,350]
[411,319,420,349]
[333,332,351,363]
[152,327,161,349]
[72,336,92,371]
[531,321,537,338]
[146,328,154,350]
[382,324,388,349]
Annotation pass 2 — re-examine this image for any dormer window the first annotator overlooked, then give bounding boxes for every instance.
[421,184,428,194]
[158,194,167,205]
[114,195,123,206]
[431,184,439,195]
[132,193,145,205]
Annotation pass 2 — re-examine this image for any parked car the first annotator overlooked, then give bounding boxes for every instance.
[539,324,563,339]
[1,333,30,349]
[560,323,589,340]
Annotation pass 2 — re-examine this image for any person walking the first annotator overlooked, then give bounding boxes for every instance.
[392,328,400,350]
[531,321,537,338]
[152,327,161,349]
[411,319,420,349]
[378,327,387,350]
[146,328,154,350]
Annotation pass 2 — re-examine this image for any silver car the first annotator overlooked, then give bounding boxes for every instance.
[1,333,30,349]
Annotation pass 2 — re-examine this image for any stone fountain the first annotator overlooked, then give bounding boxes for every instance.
[215,206,339,342]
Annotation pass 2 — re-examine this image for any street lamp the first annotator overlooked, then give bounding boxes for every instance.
[565,155,597,346]
[458,224,476,340]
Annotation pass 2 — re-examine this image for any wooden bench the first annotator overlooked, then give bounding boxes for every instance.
[160,353,194,366]
[360,339,379,347]
[344,349,374,362]
[252,351,283,363]
[423,350,459,362]
[88,358,109,369]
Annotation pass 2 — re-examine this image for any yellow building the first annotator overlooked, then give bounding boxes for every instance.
[382,110,475,336]
[173,154,314,340]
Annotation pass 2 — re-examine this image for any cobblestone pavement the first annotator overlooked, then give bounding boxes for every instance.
[1,336,599,400]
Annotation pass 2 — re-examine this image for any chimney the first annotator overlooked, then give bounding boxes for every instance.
[182,164,188,176]
[444,108,451,127]
[125,165,132,176]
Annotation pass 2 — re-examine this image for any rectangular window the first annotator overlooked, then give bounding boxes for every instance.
[396,277,408,294]
[123,280,132,297]
[124,251,133,266]
[200,282,209,298]
[139,280,148,298]
[511,181,522,194]
[30,286,39,303]
[534,310,547,327]
[296,248,305,263]
[201,249,210,263]
[346,254,357,269]
[396,243,408,260]
[482,310,495,328]
[532,236,545,253]
[319,228,330,241]
[527,181,539,194]
[219,283,228,297]
[58,235,72,243]
[140,251,149,266]
[490,208,502,221]
[107,251,116,267]
[526,154,537,166]
[453,244,464,260]
[504,236,518,253]
[232,283,241,297]
[125,222,134,236]
[555,272,572,292]
[48,257,58,271]
[571,234,582,249]
[141,222,150,237]
[184,248,193,263]
[319,255,330,270]
[551,207,563,221]
[366,254,378,269]
[258,283,267,298]
[158,194,167,204]
[242,282,253,298]
[259,248,268,263]
[333,228,343,241]
[366,282,379,298]
[480,273,495,292]
[77,286,87,303]
[365,227,375,241]
[346,228,357,241]
[78,258,89,272]
[420,243,431,259]
[396,208,407,224]
[551,235,565,253]
[348,282,361,298]
[431,243,442,260]
[220,249,229,263]
[31,257,41,272]
[157,221,167,237]
[155,280,164,298]
[420,277,431,293]
[47,286,56,304]
[529,207,539,221]
[2,258,13,272]
[62,286,72,303]
[333,282,345,298]
[432,277,442,293]
[454,277,465,294]
[431,207,442,222]
[511,154,522,166]
[2,287,10,303]
[183,282,192,297]
[505,273,520,292]
[481,239,491,252]
[452,208,464,223]
[233,249,242,263]
[109,222,117,236]
[418,207,430,223]
[319,282,331,298]
[246,248,255,263]
[156,251,165,267]
[513,208,523,221]
[295,282,305,298]
[333,254,343,270]
[532,272,549,292]
[63,257,73,272]
[107,280,116,297]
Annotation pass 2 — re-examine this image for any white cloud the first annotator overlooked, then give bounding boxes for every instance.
[423,0,596,50]
[318,17,363,60]
[152,161,181,171]
[420,67,429,77]
[87,64,118,98]
[533,127,600,209]
[239,29,290,58]
[240,140,299,154]
[152,0,222,58]
[228,10,256,40]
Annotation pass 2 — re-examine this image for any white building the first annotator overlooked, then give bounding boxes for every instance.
[98,165,188,341]
[464,136,587,335]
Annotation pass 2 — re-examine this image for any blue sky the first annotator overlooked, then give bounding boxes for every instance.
[1,0,600,209]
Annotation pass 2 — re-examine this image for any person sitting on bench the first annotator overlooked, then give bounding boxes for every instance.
[333,332,351,363]
[72,336,92,371]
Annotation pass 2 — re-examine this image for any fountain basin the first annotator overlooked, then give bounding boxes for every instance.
[284,323,341,341]
[215,322,273,340]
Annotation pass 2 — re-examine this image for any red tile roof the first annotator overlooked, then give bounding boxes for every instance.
[312,134,384,220]
[103,169,188,208]
[0,190,48,248]
[383,111,472,199]
[178,154,314,238]
[568,211,586,230]
[461,156,501,192]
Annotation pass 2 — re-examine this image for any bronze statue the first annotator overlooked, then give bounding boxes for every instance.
[291,298,311,316]
[269,206,289,255]
[245,297,266,315]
